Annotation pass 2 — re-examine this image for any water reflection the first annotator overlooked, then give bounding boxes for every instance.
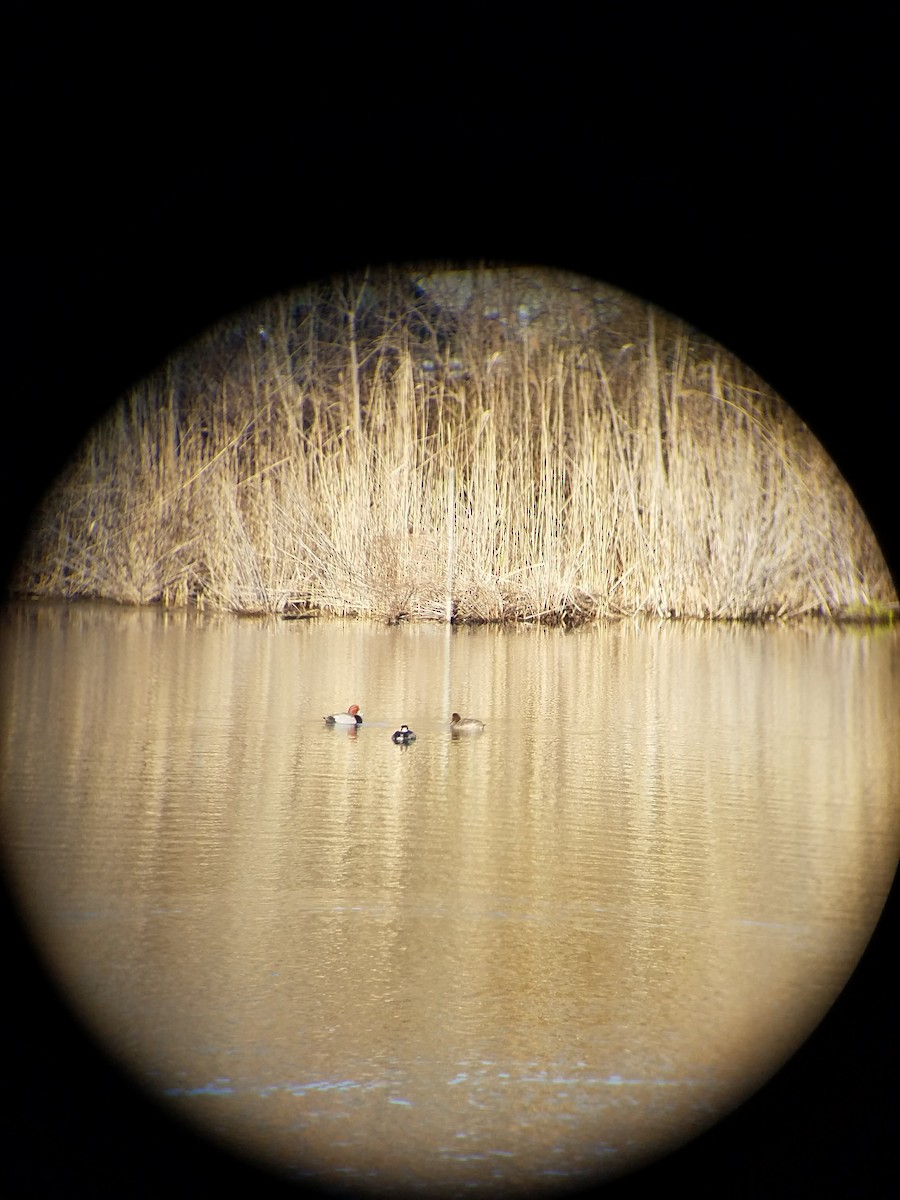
[2,602,898,1195]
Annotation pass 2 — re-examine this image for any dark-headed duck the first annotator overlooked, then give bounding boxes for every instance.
[451,712,485,733]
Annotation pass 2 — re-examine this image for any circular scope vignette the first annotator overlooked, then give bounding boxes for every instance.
[3,264,898,1199]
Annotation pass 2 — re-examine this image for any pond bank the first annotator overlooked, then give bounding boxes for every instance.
[12,268,896,624]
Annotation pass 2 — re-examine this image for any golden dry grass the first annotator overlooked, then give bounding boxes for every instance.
[13,266,897,623]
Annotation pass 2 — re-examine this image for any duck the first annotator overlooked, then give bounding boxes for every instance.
[324,704,362,725]
[451,712,485,733]
[392,724,416,744]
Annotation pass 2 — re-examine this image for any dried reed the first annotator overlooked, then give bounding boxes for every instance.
[13,267,896,623]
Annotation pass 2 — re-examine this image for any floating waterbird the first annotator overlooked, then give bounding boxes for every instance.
[324,705,362,725]
[392,725,416,744]
[451,713,485,732]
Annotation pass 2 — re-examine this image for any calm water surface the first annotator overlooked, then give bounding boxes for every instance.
[2,602,898,1196]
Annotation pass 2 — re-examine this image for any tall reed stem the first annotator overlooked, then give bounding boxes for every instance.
[445,467,456,624]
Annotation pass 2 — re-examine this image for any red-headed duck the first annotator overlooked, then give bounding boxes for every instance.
[392,724,416,744]
[324,704,362,725]
[451,713,485,733]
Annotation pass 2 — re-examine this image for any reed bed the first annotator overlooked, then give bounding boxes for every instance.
[14,266,896,623]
